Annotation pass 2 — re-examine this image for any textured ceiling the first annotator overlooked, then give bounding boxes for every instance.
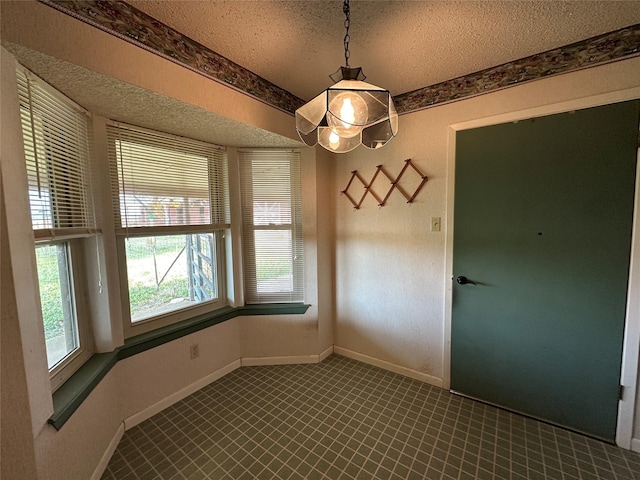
[5,43,302,148]
[128,0,640,100]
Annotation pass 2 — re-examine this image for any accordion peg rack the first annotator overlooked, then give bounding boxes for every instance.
[340,159,428,210]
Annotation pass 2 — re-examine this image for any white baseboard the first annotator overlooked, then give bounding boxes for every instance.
[240,347,334,367]
[333,346,444,388]
[241,354,321,366]
[124,351,334,431]
[124,359,242,430]
[632,438,640,453]
[319,345,334,362]
[91,422,124,480]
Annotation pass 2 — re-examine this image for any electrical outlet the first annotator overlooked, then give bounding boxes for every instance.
[189,343,199,359]
[431,216,441,232]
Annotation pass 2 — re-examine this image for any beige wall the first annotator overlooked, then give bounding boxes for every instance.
[1,172,39,480]
[334,56,640,437]
[316,147,336,354]
[35,372,122,480]
[119,320,241,422]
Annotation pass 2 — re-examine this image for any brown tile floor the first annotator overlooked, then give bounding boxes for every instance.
[102,355,640,479]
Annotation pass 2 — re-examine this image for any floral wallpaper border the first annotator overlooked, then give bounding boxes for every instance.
[39,1,639,116]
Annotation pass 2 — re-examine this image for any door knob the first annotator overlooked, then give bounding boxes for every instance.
[456,275,476,285]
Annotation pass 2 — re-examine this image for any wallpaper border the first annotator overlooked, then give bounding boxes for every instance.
[395,24,640,114]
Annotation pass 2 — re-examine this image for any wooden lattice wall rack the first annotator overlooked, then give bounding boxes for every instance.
[341,159,428,209]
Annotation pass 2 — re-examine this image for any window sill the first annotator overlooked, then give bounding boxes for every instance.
[49,303,310,430]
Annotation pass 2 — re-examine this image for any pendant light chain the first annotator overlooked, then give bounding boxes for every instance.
[343,0,351,67]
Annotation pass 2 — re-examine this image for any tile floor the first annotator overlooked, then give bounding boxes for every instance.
[102,355,640,479]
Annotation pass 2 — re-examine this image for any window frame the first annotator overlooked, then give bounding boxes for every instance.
[17,67,97,390]
[38,238,95,391]
[116,230,228,336]
[107,122,230,337]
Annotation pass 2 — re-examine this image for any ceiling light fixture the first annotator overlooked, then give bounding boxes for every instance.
[295,0,398,153]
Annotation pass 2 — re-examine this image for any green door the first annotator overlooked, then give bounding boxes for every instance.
[451,100,639,441]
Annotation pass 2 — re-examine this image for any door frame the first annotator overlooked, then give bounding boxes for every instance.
[443,87,640,450]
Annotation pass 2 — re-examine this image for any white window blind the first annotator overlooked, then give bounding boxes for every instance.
[17,68,95,238]
[17,67,95,383]
[107,123,229,233]
[240,150,303,303]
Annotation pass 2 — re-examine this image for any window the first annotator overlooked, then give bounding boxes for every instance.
[107,124,229,330]
[239,150,303,303]
[17,68,95,388]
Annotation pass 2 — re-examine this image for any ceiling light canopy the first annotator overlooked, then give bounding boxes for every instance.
[295,0,398,154]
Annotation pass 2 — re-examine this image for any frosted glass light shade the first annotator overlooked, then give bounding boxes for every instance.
[295,69,398,154]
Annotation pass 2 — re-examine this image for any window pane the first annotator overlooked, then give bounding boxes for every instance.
[254,230,293,293]
[35,244,78,369]
[126,233,218,322]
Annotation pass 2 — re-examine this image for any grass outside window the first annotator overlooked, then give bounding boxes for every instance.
[125,233,218,322]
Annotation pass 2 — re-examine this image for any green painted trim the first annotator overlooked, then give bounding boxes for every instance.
[240,303,311,315]
[49,352,118,429]
[48,303,310,430]
[119,306,239,360]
